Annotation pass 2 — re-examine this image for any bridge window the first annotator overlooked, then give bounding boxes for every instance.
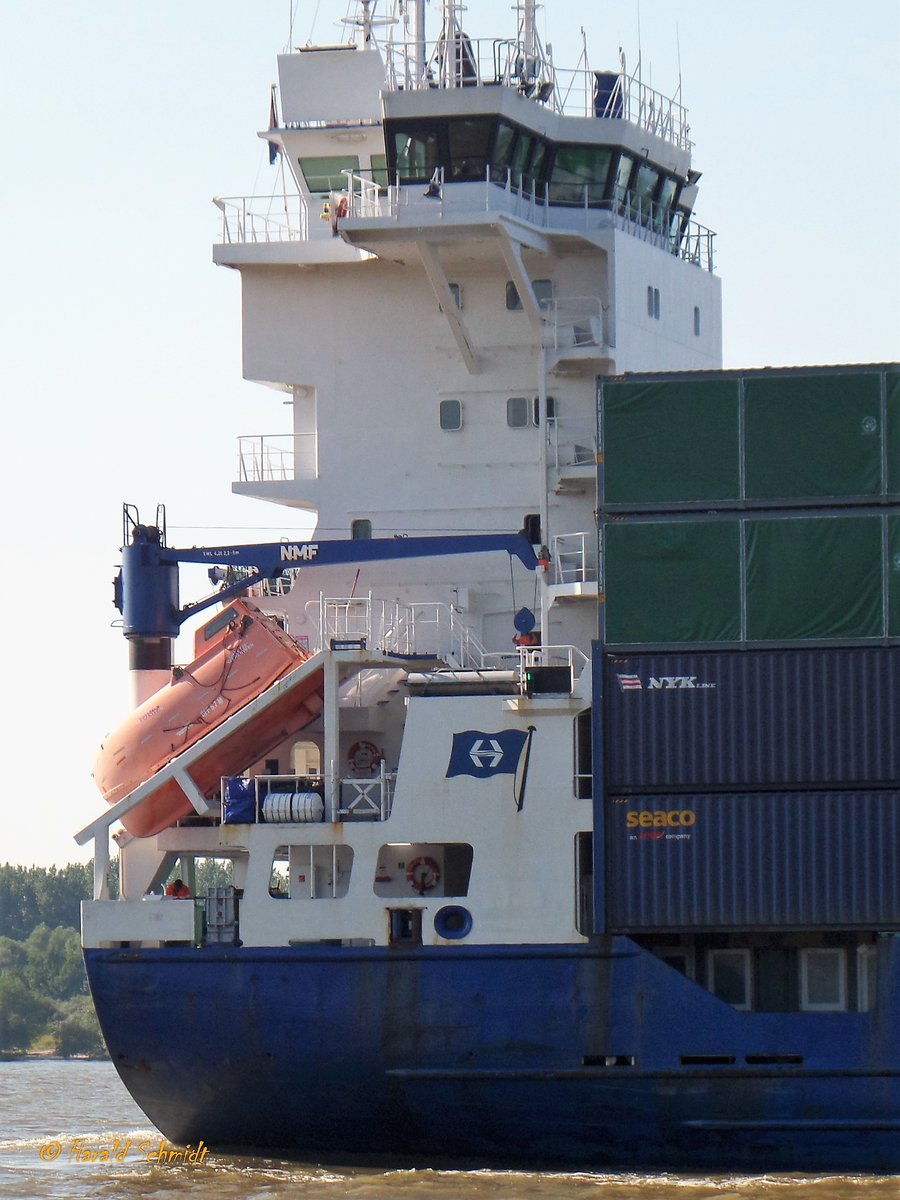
[633,162,660,221]
[448,116,493,180]
[613,152,635,201]
[510,130,535,186]
[491,119,517,179]
[548,144,613,205]
[394,127,440,182]
[297,155,360,194]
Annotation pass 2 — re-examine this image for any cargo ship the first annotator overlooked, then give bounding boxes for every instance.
[78,0,900,1171]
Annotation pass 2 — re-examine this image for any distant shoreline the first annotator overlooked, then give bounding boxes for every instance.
[0,1050,107,1063]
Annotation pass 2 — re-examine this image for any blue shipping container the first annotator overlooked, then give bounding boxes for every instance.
[603,646,900,791]
[604,789,900,931]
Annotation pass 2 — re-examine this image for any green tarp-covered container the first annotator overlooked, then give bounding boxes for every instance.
[598,365,899,646]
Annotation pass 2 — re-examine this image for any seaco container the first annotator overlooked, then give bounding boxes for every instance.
[604,789,900,931]
[603,645,900,792]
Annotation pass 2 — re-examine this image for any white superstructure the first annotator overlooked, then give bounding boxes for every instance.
[214,0,721,657]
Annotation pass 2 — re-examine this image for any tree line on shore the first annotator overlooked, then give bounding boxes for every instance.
[0,862,105,1057]
[0,859,228,1057]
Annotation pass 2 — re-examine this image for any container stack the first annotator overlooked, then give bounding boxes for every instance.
[595,364,900,932]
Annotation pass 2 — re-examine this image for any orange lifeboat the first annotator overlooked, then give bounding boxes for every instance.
[93,599,322,837]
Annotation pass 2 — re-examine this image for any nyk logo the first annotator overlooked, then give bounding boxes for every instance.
[616,673,716,691]
[280,543,319,562]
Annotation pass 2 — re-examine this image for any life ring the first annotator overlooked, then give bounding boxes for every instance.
[406,855,440,894]
[348,739,382,776]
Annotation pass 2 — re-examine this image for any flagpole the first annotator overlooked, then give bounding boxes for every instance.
[515,726,536,811]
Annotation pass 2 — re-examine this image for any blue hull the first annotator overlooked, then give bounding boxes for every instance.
[84,937,900,1171]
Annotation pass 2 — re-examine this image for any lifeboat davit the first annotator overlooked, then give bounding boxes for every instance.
[94,599,322,837]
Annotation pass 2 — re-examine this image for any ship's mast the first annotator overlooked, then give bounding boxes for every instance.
[519,0,537,61]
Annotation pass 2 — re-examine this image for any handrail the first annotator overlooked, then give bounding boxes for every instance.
[215,183,715,272]
[379,36,691,149]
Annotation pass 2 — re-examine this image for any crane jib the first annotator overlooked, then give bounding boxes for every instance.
[116,524,538,641]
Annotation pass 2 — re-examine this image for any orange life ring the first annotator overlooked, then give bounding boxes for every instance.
[405,855,440,894]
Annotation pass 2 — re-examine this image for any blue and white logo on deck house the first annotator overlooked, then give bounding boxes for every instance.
[446,729,529,779]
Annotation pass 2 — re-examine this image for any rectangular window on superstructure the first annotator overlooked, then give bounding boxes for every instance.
[613,152,635,207]
[297,155,361,194]
[507,279,554,311]
[532,395,556,426]
[370,153,389,188]
[491,119,518,181]
[633,162,660,224]
[573,708,592,798]
[647,286,661,319]
[547,145,613,206]
[507,396,531,427]
[447,116,493,181]
[708,948,752,1010]
[858,944,877,1011]
[800,948,848,1011]
[270,844,353,900]
[693,306,701,336]
[393,128,441,182]
[440,399,462,430]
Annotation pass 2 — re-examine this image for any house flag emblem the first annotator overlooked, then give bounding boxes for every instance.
[446,729,529,779]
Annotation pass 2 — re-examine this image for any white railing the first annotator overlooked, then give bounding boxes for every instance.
[380,37,690,149]
[540,296,606,351]
[214,194,314,243]
[551,532,597,587]
[233,771,396,824]
[338,764,395,821]
[237,434,293,482]
[236,433,318,484]
[316,593,486,668]
[547,416,597,472]
[217,177,715,272]
[482,642,590,684]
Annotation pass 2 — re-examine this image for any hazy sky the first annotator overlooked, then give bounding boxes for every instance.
[2,1,898,867]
